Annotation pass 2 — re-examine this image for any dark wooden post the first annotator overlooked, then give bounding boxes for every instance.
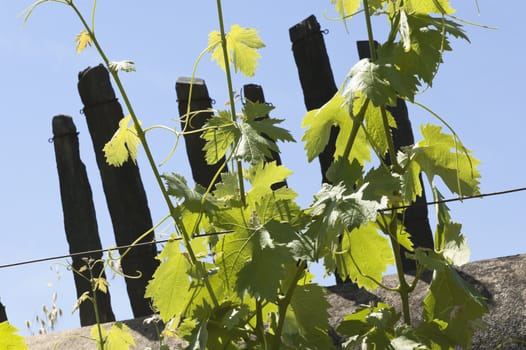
[243,84,287,189]
[52,115,115,326]
[77,65,158,317]
[289,15,339,184]
[0,302,7,322]
[290,15,348,284]
[356,41,434,271]
[175,77,226,189]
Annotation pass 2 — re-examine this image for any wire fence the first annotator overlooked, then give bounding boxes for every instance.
[1,186,525,271]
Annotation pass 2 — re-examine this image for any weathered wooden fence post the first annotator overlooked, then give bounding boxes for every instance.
[356,41,434,272]
[77,65,158,318]
[51,115,115,326]
[289,15,339,185]
[290,15,347,284]
[0,302,7,322]
[176,77,226,189]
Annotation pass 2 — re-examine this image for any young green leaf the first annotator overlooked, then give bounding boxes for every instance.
[0,322,28,350]
[405,0,455,15]
[335,223,394,290]
[90,322,136,350]
[145,241,192,322]
[162,172,218,214]
[302,92,370,164]
[208,24,265,77]
[245,161,293,206]
[331,0,360,20]
[75,29,92,54]
[103,114,141,167]
[202,110,238,165]
[422,266,488,347]
[109,60,136,73]
[410,124,481,197]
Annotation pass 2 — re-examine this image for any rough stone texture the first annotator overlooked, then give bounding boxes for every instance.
[25,254,526,349]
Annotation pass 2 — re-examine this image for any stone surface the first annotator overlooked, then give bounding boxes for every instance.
[25,254,526,349]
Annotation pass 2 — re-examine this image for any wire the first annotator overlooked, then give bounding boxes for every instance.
[2,186,526,271]
[378,186,526,212]
[0,230,232,270]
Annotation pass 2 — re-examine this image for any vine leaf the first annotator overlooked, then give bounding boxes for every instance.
[408,124,481,197]
[302,92,370,164]
[109,60,136,73]
[422,266,488,347]
[405,0,455,15]
[287,283,335,349]
[90,322,136,350]
[145,241,192,322]
[208,24,265,77]
[103,114,141,167]
[245,161,293,206]
[0,322,28,350]
[75,29,92,54]
[437,222,470,266]
[202,110,237,165]
[162,173,218,214]
[335,223,394,290]
[306,183,382,260]
[330,0,360,20]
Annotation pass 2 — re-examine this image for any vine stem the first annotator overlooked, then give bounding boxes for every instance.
[69,1,219,308]
[342,98,369,161]
[362,0,377,61]
[215,0,247,207]
[272,261,307,350]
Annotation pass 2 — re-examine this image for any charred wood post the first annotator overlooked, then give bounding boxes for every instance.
[289,15,339,184]
[243,84,287,189]
[51,115,115,326]
[77,65,158,317]
[176,77,226,189]
[290,15,348,284]
[356,41,434,271]
[0,302,7,322]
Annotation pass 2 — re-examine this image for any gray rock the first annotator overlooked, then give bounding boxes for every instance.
[25,254,526,349]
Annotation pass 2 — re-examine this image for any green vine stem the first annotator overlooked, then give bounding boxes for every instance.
[215,0,247,207]
[342,98,370,161]
[68,1,219,308]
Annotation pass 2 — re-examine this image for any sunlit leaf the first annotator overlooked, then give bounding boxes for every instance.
[75,29,92,54]
[208,24,265,77]
[0,321,28,350]
[145,241,192,322]
[103,114,141,167]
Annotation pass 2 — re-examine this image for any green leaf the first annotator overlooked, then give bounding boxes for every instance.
[422,266,488,347]
[75,29,92,54]
[331,0,360,19]
[398,150,423,204]
[103,114,141,167]
[287,283,335,349]
[335,223,395,290]
[306,182,383,259]
[245,161,293,205]
[202,110,238,165]
[405,0,455,15]
[97,322,136,350]
[162,173,218,214]
[208,24,265,77]
[302,92,370,164]
[236,245,293,301]
[411,124,481,197]
[437,222,470,266]
[0,322,28,350]
[338,303,399,349]
[145,241,192,322]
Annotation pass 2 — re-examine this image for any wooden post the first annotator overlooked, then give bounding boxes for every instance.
[289,15,339,184]
[356,41,434,271]
[51,115,115,326]
[243,84,287,189]
[0,302,7,322]
[175,77,226,189]
[291,15,349,284]
[77,65,158,318]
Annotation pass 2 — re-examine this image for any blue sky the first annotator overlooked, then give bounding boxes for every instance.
[1,0,524,336]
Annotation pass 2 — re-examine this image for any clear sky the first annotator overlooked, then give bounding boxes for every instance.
[1,0,525,336]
